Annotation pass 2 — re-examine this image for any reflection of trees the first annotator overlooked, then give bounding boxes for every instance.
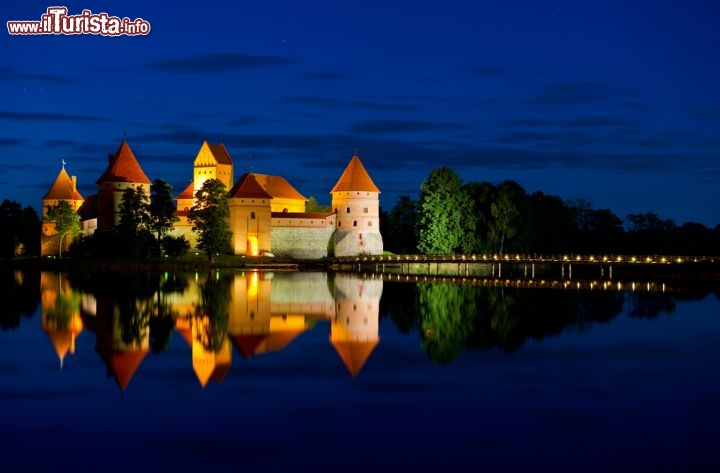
[68,271,184,348]
[406,282,634,363]
[381,281,418,333]
[46,285,81,327]
[194,272,231,352]
[417,283,476,364]
[0,269,40,330]
[149,274,187,353]
[626,292,676,319]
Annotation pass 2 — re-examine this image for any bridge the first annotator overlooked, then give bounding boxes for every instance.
[330,253,720,281]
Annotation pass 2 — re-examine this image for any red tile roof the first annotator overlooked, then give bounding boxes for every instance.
[229,173,273,199]
[207,142,233,165]
[253,174,306,200]
[330,154,380,193]
[176,181,194,199]
[43,167,84,201]
[96,139,151,185]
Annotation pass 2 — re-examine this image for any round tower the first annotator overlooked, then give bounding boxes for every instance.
[96,138,151,231]
[330,152,383,256]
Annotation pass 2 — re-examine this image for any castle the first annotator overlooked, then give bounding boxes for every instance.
[41,138,383,258]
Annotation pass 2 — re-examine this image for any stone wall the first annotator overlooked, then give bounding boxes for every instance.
[271,225,334,259]
[333,230,384,257]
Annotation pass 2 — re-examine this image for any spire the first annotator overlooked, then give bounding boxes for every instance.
[330,152,380,193]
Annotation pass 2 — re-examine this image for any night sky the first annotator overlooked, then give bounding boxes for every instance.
[2,0,719,226]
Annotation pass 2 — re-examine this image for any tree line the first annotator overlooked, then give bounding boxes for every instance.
[381,167,720,256]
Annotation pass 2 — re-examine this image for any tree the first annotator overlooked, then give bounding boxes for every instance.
[385,195,419,254]
[187,179,232,262]
[0,199,41,257]
[305,196,332,212]
[417,167,474,254]
[149,179,179,255]
[488,183,520,254]
[117,186,154,258]
[46,200,81,258]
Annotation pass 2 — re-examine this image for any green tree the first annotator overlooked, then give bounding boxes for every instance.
[463,182,496,253]
[46,200,81,258]
[417,167,474,254]
[187,179,232,262]
[1,200,41,257]
[385,195,419,253]
[149,179,179,255]
[488,183,520,254]
[118,186,154,257]
[305,196,332,212]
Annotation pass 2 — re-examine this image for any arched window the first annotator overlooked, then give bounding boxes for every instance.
[353,220,357,227]
[250,211,255,219]
[346,207,350,213]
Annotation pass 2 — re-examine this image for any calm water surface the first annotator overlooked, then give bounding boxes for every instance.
[1,269,718,472]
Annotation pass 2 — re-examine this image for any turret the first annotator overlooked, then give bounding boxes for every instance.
[330,153,383,256]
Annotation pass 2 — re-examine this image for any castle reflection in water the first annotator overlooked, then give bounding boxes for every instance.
[40,270,382,391]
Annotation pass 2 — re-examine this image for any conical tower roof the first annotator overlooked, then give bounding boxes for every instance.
[43,167,84,201]
[330,154,379,193]
[229,173,273,199]
[96,139,151,185]
[331,339,379,378]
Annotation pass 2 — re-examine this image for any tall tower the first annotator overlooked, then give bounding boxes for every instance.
[193,141,234,195]
[41,163,84,256]
[330,152,383,256]
[96,138,151,231]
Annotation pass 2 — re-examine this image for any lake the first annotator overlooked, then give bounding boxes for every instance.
[1,268,718,473]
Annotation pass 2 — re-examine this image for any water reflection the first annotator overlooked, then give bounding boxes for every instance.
[40,270,384,390]
[1,268,718,390]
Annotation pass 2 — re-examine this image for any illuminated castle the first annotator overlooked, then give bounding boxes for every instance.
[41,138,384,258]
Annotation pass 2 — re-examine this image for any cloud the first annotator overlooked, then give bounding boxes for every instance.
[499,118,555,127]
[566,117,630,128]
[350,101,418,111]
[350,119,470,134]
[282,95,340,108]
[469,65,507,77]
[527,81,608,107]
[0,111,107,122]
[148,53,294,73]
[0,66,74,84]
[0,138,26,146]
[303,71,350,81]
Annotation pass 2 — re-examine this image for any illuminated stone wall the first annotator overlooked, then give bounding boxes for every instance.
[271,225,335,259]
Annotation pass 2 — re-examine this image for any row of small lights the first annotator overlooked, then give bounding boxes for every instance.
[379,273,667,292]
[346,254,712,264]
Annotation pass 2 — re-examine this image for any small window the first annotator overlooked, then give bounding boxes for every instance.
[338,221,341,227]
[346,207,350,213]
[250,211,255,219]
[363,208,368,213]
[353,220,357,227]
[368,221,372,226]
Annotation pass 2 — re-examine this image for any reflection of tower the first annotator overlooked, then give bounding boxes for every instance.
[40,272,83,368]
[94,296,149,392]
[228,271,313,358]
[192,316,232,388]
[330,273,383,377]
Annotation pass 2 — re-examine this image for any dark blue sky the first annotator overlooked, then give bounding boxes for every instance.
[2,0,719,226]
